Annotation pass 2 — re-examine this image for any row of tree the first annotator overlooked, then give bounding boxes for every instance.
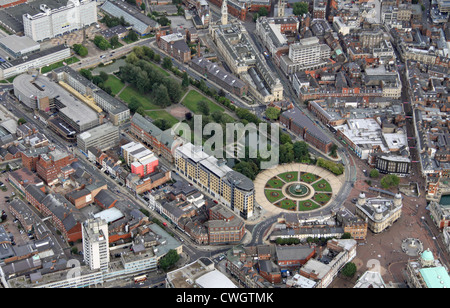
[119,48,185,110]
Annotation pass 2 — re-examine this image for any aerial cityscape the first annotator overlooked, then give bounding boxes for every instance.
[0,0,448,292]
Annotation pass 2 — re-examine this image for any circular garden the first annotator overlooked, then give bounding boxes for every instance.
[264,171,333,212]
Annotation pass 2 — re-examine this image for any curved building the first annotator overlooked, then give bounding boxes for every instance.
[175,142,254,219]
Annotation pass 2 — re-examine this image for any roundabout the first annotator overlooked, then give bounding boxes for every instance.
[255,163,344,214]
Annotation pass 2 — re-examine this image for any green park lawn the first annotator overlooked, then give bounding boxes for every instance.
[300,172,319,183]
[181,90,224,114]
[298,200,321,211]
[312,179,332,192]
[264,189,285,203]
[312,193,332,204]
[145,110,179,126]
[276,199,297,211]
[119,86,159,110]
[104,74,125,96]
[266,177,285,189]
[278,171,298,183]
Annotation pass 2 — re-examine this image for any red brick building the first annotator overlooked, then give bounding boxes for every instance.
[207,205,245,245]
[280,107,333,154]
[35,149,77,185]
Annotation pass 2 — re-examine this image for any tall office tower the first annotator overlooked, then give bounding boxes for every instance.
[221,0,228,25]
[82,217,110,272]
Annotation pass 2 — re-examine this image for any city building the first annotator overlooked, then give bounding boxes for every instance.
[299,239,357,288]
[0,34,39,58]
[35,147,77,185]
[355,192,403,233]
[175,142,255,219]
[82,217,110,272]
[210,23,284,103]
[280,37,331,75]
[129,113,183,163]
[77,123,119,153]
[156,31,191,63]
[13,72,100,133]
[280,107,333,154]
[23,0,97,42]
[8,167,44,196]
[190,57,248,97]
[0,45,70,80]
[255,16,299,58]
[207,205,245,245]
[121,141,159,178]
[52,66,130,126]
[101,0,160,36]
[166,257,237,288]
[406,248,450,288]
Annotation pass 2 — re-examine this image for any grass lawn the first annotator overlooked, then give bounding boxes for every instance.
[41,56,80,74]
[119,86,160,110]
[312,192,332,205]
[182,90,224,114]
[312,179,332,192]
[104,74,125,96]
[278,171,298,183]
[264,189,285,203]
[276,199,297,211]
[300,172,319,183]
[265,177,285,189]
[298,200,321,211]
[145,110,179,126]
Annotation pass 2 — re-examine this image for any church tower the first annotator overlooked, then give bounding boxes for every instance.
[221,0,228,25]
[278,0,286,17]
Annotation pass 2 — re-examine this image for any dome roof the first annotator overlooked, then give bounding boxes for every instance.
[359,192,366,199]
[421,249,434,262]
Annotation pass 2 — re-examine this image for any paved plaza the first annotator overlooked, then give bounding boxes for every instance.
[254,163,344,217]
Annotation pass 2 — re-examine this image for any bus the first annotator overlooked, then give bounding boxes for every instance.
[134,274,147,283]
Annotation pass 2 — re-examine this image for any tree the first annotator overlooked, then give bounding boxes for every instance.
[162,57,173,70]
[293,2,309,15]
[80,69,93,80]
[258,7,269,16]
[140,2,145,10]
[330,144,338,158]
[159,249,180,271]
[18,118,27,125]
[127,31,139,42]
[99,71,109,82]
[293,141,309,162]
[198,100,210,116]
[157,16,170,27]
[265,107,281,120]
[341,262,357,277]
[380,174,400,189]
[369,169,379,178]
[153,84,171,107]
[182,71,190,88]
[94,35,111,50]
[73,44,88,57]
[128,97,142,113]
[110,35,120,48]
